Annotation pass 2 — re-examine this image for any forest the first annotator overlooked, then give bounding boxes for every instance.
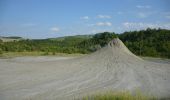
[119,28,170,58]
[0,28,170,58]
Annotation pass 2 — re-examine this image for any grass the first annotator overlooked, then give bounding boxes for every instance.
[0,51,44,58]
[77,91,157,100]
[0,51,85,58]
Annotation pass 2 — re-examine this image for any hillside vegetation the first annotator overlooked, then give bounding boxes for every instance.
[119,28,170,58]
[0,28,170,58]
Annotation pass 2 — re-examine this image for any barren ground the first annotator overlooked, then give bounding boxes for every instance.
[0,39,170,100]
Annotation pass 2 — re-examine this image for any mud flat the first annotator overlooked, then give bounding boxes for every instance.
[0,38,170,100]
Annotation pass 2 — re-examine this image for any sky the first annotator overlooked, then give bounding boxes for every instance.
[0,0,170,39]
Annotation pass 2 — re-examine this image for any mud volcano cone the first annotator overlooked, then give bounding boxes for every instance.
[65,38,170,98]
[83,38,142,62]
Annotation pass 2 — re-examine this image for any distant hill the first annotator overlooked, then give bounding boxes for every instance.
[0,28,170,58]
[48,35,93,41]
[0,36,23,42]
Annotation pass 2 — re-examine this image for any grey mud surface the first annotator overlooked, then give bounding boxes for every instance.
[0,38,170,100]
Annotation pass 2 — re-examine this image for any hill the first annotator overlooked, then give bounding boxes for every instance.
[0,36,23,42]
[48,35,93,41]
[0,28,170,58]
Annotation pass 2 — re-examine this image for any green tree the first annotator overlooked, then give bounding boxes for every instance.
[93,32,117,46]
[0,48,3,56]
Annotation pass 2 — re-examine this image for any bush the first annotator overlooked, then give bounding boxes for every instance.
[52,52,56,55]
[93,32,117,47]
[0,48,3,54]
[0,48,3,55]
[43,52,49,55]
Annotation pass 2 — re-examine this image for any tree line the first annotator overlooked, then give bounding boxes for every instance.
[119,28,170,58]
[0,28,170,58]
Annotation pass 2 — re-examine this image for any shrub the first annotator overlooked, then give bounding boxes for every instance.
[0,48,3,55]
[43,52,49,55]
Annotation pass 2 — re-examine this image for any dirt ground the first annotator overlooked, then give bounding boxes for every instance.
[0,38,170,100]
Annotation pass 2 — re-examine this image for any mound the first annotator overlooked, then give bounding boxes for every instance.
[81,38,142,61]
[54,38,170,99]
[0,38,170,100]
[59,38,170,99]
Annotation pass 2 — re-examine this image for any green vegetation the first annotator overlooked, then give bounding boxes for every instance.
[0,28,170,58]
[0,52,84,58]
[78,91,156,100]
[1,52,44,57]
[0,32,116,55]
[119,28,170,58]
[0,37,86,54]
[0,48,3,56]
[78,32,117,53]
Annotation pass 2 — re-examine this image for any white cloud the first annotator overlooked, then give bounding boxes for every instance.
[166,15,170,19]
[123,22,170,30]
[137,12,147,18]
[87,23,95,27]
[91,29,108,33]
[96,22,112,26]
[97,15,111,19]
[136,5,151,9]
[81,16,89,20]
[137,11,157,18]
[123,22,156,29]
[161,12,170,19]
[50,27,60,32]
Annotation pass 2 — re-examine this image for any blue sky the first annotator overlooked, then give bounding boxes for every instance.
[0,0,170,39]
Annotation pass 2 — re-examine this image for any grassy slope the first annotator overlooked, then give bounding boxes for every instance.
[79,91,156,100]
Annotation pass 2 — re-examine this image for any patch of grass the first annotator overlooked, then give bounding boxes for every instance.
[0,51,85,58]
[1,51,44,57]
[78,91,156,100]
